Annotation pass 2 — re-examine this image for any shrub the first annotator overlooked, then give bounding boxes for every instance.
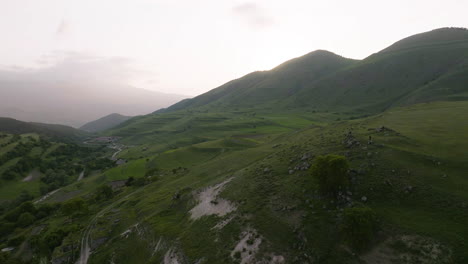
[1,170,16,180]
[341,207,379,251]
[125,176,135,186]
[61,198,88,218]
[0,222,15,237]
[311,155,349,195]
[133,177,146,187]
[17,212,35,227]
[94,185,114,201]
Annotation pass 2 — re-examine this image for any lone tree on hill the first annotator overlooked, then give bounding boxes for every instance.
[311,154,349,195]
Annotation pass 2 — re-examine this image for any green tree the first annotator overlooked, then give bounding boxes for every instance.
[43,229,67,253]
[61,198,88,219]
[341,207,379,251]
[95,185,114,201]
[125,176,135,186]
[17,212,35,227]
[311,155,349,195]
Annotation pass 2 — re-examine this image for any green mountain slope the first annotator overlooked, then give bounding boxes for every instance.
[161,28,468,115]
[162,50,357,112]
[290,27,468,113]
[110,28,468,152]
[3,101,466,263]
[95,101,468,263]
[80,113,133,133]
[0,117,88,142]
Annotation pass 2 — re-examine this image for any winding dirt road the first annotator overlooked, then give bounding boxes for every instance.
[75,188,145,264]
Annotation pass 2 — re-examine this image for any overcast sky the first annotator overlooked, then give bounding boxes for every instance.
[1,0,467,96]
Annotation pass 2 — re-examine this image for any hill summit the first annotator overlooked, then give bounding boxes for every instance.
[159,27,468,115]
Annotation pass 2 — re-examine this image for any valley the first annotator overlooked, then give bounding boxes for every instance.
[0,28,467,264]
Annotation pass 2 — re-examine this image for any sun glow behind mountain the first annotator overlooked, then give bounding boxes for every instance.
[0,0,467,97]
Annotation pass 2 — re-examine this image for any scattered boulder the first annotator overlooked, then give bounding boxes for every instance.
[343,131,361,148]
[300,153,312,161]
[172,191,181,200]
[376,126,394,133]
[1,247,14,252]
[231,229,262,264]
[116,159,127,165]
[404,185,414,194]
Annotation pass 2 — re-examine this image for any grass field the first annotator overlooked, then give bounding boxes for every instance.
[50,102,464,262]
[2,100,467,263]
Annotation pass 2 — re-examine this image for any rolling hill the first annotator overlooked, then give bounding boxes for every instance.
[0,117,87,142]
[159,27,468,115]
[289,27,468,113]
[112,28,468,149]
[161,50,357,112]
[80,113,133,133]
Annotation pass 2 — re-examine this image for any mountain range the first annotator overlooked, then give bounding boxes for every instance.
[0,80,187,127]
[160,27,468,115]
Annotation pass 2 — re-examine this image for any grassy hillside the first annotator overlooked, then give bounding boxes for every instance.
[80,113,133,133]
[161,50,357,112]
[99,101,468,263]
[0,117,88,142]
[3,101,466,263]
[291,28,468,113]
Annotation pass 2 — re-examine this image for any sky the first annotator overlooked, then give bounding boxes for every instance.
[0,0,467,96]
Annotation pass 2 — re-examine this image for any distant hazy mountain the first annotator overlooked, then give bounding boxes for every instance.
[0,117,87,142]
[80,113,132,132]
[0,77,188,127]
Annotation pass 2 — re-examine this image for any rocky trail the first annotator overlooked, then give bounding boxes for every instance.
[76,188,145,264]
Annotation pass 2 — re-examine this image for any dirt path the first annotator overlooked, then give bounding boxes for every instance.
[77,170,85,181]
[76,188,145,264]
[34,189,60,204]
[22,170,40,182]
[109,144,124,161]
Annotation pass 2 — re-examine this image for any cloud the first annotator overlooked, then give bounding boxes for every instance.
[0,51,149,88]
[232,2,275,29]
[55,19,71,37]
[0,52,183,127]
